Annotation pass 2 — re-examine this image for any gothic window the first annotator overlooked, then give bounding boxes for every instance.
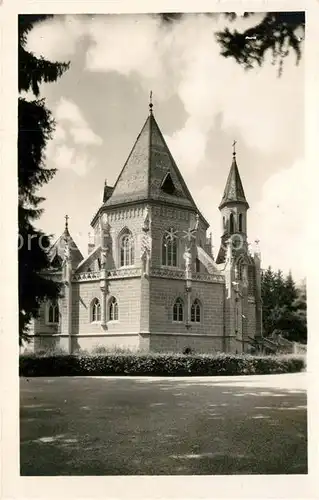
[109,296,119,321]
[229,213,235,233]
[223,216,226,231]
[239,213,243,232]
[47,302,59,324]
[119,230,134,267]
[191,299,201,323]
[195,258,200,273]
[173,298,184,322]
[162,230,178,267]
[91,298,101,322]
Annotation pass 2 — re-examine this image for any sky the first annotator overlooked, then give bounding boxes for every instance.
[25,13,305,281]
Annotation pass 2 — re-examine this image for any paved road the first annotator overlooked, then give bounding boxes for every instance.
[20,373,307,475]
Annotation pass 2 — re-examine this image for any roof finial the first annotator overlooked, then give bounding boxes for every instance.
[232,140,237,157]
[65,214,69,230]
[149,90,153,114]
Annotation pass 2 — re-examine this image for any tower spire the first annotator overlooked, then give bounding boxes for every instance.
[219,144,249,210]
[149,90,153,115]
[232,139,237,157]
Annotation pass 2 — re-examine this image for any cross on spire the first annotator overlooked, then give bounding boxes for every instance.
[232,140,237,157]
[65,214,69,230]
[149,90,153,114]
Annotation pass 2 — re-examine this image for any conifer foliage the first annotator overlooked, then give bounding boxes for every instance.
[261,268,307,343]
[216,12,305,75]
[18,15,69,343]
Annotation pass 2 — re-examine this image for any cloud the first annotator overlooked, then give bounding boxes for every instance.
[55,97,102,146]
[27,13,303,172]
[86,15,163,79]
[164,117,208,174]
[191,160,307,280]
[45,98,101,175]
[28,14,305,276]
[55,97,84,123]
[70,127,102,145]
[54,145,95,176]
[249,159,307,279]
[26,15,86,62]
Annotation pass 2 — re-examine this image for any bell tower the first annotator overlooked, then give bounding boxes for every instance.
[216,141,249,263]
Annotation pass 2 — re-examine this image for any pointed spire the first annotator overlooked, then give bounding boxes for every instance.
[219,143,249,210]
[232,139,237,157]
[149,90,153,115]
[63,214,70,238]
[100,102,200,212]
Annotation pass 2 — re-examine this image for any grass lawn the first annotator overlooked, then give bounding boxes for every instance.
[20,373,307,475]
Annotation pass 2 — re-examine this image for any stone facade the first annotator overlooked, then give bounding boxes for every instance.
[25,109,262,355]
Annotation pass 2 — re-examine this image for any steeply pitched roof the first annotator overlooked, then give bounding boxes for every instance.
[219,154,249,210]
[103,111,199,211]
[48,227,83,269]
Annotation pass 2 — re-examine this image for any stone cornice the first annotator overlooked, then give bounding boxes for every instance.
[91,200,209,228]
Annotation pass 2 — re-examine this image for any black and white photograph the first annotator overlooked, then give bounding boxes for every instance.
[1,4,315,490]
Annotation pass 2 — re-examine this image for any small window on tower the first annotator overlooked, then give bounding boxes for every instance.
[229,213,234,233]
[239,214,243,232]
[161,172,176,195]
[195,258,200,273]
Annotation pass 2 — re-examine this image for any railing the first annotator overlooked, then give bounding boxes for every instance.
[192,272,224,283]
[73,267,225,283]
[73,271,101,281]
[73,267,142,282]
[150,267,224,283]
[150,267,185,280]
[107,268,142,278]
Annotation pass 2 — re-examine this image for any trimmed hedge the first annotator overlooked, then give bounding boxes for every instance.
[19,352,306,377]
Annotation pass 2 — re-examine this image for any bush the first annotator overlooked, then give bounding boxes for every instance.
[19,352,306,378]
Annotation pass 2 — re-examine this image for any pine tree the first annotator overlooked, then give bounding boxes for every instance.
[261,266,275,336]
[160,12,305,75]
[216,12,305,75]
[261,267,307,343]
[18,15,70,343]
[283,271,298,307]
[291,283,307,343]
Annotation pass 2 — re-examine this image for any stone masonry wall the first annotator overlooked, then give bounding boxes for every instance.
[149,334,224,354]
[149,278,224,336]
[73,278,141,335]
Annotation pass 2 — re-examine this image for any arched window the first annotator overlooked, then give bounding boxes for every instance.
[223,216,226,231]
[173,298,184,322]
[162,230,178,267]
[191,299,201,323]
[91,298,101,322]
[239,213,243,232]
[109,296,119,321]
[229,213,234,233]
[120,230,134,267]
[47,303,59,324]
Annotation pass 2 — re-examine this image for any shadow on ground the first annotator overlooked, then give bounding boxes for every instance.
[20,376,307,475]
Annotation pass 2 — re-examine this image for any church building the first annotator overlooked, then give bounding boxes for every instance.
[28,99,262,354]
